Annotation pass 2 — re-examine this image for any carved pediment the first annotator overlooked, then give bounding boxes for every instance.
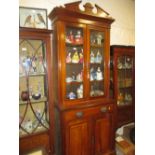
[64,1,113,19]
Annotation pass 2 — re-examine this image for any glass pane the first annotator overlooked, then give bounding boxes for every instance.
[117,55,133,106]
[19,39,49,137]
[89,30,104,97]
[65,27,84,100]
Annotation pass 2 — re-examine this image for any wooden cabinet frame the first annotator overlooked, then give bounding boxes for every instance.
[49,1,116,155]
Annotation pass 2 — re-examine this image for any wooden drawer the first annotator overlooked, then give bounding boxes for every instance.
[62,104,114,122]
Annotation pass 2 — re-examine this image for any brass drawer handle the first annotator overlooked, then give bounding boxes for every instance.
[100,107,107,113]
[76,111,83,118]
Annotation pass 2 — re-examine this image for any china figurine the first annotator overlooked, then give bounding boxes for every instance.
[66,77,73,83]
[66,52,72,63]
[95,50,102,63]
[31,56,37,72]
[117,60,123,69]
[117,93,124,105]
[22,56,31,73]
[125,57,132,69]
[68,92,76,99]
[72,51,79,63]
[24,119,33,132]
[79,52,84,63]
[29,85,33,99]
[38,81,42,97]
[90,67,96,81]
[35,108,42,120]
[96,67,103,80]
[125,93,132,102]
[76,70,83,82]
[38,54,44,73]
[77,84,83,99]
[69,30,74,43]
[97,34,103,45]
[75,30,83,43]
[90,51,95,63]
[72,72,76,81]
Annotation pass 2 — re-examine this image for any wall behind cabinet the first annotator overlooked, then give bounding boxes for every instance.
[19,0,135,45]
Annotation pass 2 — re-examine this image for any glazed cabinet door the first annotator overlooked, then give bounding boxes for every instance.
[19,38,49,136]
[87,26,109,98]
[116,55,134,106]
[64,24,86,101]
[65,119,91,155]
[94,112,114,155]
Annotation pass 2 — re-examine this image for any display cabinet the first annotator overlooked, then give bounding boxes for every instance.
[49,1,116,155]
[19,28,54,155]
[110,45,135,127]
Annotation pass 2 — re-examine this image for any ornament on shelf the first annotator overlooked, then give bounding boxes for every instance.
[29,85,33,99]
[95,50,102,63]
[21,91,29,101]
[79,51,84,63]
[76,70,83,82]
[125,57,132,69]
[38,81,42,97]
[33,108,45,128]
[35,108,42,120]
[32,82,42,100]
[96,67,103,80]
[117,93,124,105]
[22,56,31,73]
[66,77,73,83]
[66,52,72,63]
[90,67,96,81]
[125,93,132,102]
[72,51,79,63]
[72,72,76,81]
[77,84,83,99]
[67,92,76,99]
[24,119,33,132]
[38,54,44,73]
[96,34,103,45]
[75,30,83,43]
[31,56,37,73]
[90,51,95,63]
[117,59,123,69]
[66,30,74,43]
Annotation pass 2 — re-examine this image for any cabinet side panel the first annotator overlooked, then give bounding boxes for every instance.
[54,108,62,155]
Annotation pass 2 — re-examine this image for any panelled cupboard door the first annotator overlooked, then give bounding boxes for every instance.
[94,114,113,155]
[65,119,91,155]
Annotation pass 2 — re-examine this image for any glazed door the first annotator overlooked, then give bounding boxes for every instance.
[115,54,134,106]
[65,119,91,155]
[64,23,87,101]
[87,26,109,98]
[19,38,49,136]
[93,113,114,155]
